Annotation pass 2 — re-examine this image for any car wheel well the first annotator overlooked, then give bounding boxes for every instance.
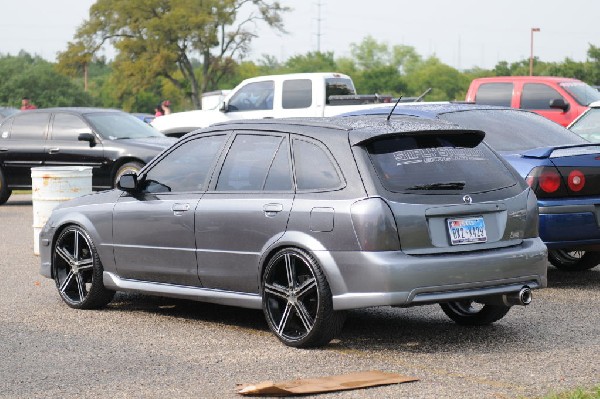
[259,244,318,288]
[111,158,145,179]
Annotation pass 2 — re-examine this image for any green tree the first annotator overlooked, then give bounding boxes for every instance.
[405,56,469,101]
[59,0,289,109]
[0,52,94,108]
[283,51,337,73]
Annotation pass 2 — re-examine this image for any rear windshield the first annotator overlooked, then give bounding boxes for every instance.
[366,134,516,194]
[85,112,163,140]
[559,82,600,106]
[440,109,587,152]
[325,78,356,104]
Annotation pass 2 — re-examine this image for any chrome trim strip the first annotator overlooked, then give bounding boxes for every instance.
[539,205,596,214]
[103,272,262,309]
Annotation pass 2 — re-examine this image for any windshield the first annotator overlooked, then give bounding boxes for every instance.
[366,134,516,194]
[570,108,600,142]
[559,82,600,106]
[85,112,164,140]
[440,109,588,152]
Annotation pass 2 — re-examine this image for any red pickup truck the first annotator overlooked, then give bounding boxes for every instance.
[465,76,600,126]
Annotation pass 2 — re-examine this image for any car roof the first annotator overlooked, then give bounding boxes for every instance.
[340,102,526,119]
[205,115,485,146]
[18,107,123,115]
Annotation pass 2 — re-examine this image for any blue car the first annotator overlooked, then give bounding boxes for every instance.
[343,103,600,271]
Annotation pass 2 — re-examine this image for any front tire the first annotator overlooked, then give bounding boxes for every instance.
[0,167,12,205]
[114,161,144,188]
[440,301,511,326]
[52,225,114,309]
[548,249,600,271]
[262,248,345,348]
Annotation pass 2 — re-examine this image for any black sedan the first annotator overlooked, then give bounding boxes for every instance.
[0,108,175,204]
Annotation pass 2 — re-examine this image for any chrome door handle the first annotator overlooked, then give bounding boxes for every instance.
[172,203,190,215]
[263,203,283,217]
[47,148,60,154]
[0,148,7,152]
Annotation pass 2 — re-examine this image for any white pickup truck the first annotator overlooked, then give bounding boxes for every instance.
[151,72,399,137]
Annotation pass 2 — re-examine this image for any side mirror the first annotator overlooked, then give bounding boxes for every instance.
[219,101,228,113]
[117,173,138,193]
[549,98,570,112]
[78,132,96,147]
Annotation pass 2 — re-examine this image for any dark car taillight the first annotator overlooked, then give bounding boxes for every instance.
[350,198,401,251]
[526,166,598,198]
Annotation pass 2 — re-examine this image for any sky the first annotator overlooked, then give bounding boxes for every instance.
[1,0,599,71]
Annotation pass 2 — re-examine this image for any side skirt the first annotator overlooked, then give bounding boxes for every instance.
[103,272,262,309]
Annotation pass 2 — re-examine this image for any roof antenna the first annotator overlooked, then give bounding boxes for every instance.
[387,95,403,121]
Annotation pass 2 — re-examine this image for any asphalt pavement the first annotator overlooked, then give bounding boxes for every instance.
[1,194,599,398]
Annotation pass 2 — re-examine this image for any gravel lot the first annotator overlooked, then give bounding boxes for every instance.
[1,193,599,398]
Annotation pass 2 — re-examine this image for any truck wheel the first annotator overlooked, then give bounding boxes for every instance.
[114,161,144,188]
[0,167,11,205]
[548,249,600,271]
[262,248,345,348]
[440,301,511,326]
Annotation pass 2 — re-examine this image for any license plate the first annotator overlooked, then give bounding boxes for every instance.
[447,217,487,245]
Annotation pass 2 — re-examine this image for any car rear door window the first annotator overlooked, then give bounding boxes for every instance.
[143,135,227,193]
[521,83,565,110]
[475,83,513,107]
[51,114,91,140]
[9,113,50,139]
[366,134,516,194]
[293,139,342,191]
[282,79,312,109]
[216,134,284,191]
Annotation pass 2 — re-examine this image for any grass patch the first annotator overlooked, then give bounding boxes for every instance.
[541,386,600,399]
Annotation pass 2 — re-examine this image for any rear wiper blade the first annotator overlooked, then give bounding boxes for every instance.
[406,181,466,190]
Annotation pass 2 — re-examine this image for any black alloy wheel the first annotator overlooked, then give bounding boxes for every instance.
[440,300,511,326]
[52,225,114,309]
[548,249,600,271]
[262,248,345,348]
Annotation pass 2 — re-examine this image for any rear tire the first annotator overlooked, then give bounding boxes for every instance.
[114,161,144,188]
[548,249,600,271]
[0,167,12,205]
[262,248,345,348]
[440,301,511,326]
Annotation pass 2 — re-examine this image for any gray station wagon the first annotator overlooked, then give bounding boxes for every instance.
[39,115,548,347]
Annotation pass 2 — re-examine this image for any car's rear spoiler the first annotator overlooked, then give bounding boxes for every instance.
[521,143,600,159]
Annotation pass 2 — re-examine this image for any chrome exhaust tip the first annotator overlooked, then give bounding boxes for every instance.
[502,287,532,306]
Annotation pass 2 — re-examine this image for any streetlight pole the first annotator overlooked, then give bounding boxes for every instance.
[530,28,540,76]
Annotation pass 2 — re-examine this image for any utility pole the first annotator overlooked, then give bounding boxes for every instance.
[314,0,323,52]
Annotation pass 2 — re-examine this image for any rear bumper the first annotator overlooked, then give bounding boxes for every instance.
[538,203,600,249]
[317,238,548,311]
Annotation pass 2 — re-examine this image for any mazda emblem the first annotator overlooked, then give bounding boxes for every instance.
[463,195,473,204]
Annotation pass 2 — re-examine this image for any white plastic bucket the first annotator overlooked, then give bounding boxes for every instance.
[31,166,93,255]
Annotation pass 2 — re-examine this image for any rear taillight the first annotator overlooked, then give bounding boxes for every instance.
[538,170,561,193]
[350,198,401,251]
[526,166,567,198]
[567,170,585,192]
[526,166,591,197]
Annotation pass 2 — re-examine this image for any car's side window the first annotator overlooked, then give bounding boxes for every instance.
[264,138,293,191]
[9,113,50,140]
[142,135,227,193]
[51,113,91,140]
[475,83,513,107]
[521,83,565,110]
[292,138,342,191]
[228,81,274,111]
[282,79,312,109]
[216,134,286,191]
